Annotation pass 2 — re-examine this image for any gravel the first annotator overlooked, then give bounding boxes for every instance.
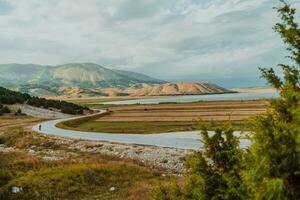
[41,135,194,173]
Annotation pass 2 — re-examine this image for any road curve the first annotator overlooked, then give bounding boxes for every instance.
[32,110,251,150]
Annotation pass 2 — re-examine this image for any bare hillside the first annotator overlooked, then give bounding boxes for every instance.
[125,82,233,96]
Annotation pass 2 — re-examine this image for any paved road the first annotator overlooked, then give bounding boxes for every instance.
[32,110,251,150]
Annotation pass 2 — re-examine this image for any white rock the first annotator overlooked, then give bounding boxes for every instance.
[42,156,62,161]
[109,187,116,192]
[11,186,22,193]
[28,149,35,154]
[0,146,16,153]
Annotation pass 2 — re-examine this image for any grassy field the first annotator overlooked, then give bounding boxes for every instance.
[0,116,173,200]
[58,100,268,134]
[58,120,247,134]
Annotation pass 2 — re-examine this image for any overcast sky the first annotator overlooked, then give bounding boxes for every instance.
[0,0,299,87]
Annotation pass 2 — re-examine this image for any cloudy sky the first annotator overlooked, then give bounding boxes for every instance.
[0,0,299,87]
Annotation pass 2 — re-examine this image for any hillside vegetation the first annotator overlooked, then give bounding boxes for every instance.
[0,86,88,115]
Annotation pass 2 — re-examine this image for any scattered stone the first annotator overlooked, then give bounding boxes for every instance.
[109,187,116,192]
[11,186,22,193]
[0,146,17,153]
[35,135,192,173]
[42,156,63,161]
[28,149,35,154]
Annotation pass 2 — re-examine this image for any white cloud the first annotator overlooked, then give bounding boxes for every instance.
[0,0,298,86]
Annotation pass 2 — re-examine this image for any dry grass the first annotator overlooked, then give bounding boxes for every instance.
[0,116,172,200]
[0,115,43,131]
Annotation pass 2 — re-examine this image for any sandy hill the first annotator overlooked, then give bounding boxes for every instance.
[45,82,233,97]
[124,82,233,96]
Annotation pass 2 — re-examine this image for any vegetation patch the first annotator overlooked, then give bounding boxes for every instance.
[0,104,11,116]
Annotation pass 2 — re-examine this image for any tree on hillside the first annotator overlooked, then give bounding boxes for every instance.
[244,2,300,199]
[0,104,11,116]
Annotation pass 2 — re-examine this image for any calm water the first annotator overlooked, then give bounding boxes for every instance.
[102,92,279,105]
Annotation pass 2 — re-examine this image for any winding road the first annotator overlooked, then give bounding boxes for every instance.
[32,110,251,150]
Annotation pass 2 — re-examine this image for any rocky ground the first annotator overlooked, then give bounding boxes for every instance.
[30,135,192,173]
[1,129,192,173]
[68,139,192,173]
[9,104,71,119]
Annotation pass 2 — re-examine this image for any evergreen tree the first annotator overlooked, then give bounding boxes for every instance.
[152,124,247,200]
[153,2,300,200]
[184,125,247,200]
[244,2,300,199]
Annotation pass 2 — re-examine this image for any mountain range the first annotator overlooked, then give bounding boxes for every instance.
[0,63,165,95]
[0,63,232,96]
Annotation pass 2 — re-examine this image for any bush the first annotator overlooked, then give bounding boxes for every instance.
[0,104,11,115]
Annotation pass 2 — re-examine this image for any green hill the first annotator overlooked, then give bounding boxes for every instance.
[0,63,165,95]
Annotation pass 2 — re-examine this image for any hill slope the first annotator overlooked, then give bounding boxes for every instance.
[125,82,233,96]
[0,63,165,95]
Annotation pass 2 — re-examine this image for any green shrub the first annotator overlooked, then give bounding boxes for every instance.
[0,104,10,115]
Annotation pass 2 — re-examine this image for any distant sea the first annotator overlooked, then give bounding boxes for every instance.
[102,92,279,105]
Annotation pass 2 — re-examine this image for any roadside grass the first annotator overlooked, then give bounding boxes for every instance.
[0,161,162,200]
[57,120,247,134]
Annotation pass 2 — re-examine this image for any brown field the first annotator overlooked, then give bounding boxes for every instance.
[0,115,43,130]
[58,100,269,133]
[98,100,268,122]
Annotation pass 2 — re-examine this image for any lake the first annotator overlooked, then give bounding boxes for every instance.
[101,92,279,105]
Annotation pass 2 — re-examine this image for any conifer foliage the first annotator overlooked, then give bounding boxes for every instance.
[153,2,300,199]
[244,2,300,199]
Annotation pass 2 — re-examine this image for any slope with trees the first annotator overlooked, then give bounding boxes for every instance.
[0,86,88,115]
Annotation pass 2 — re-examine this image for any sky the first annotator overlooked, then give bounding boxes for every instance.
[0,0,299,87]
